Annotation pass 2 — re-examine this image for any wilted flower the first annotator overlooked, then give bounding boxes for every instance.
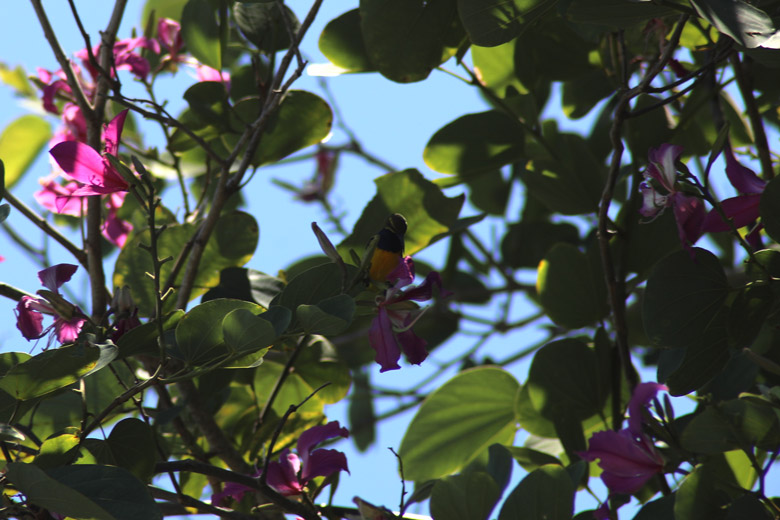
[639,144,705,252]
[580,383,667,495]
[14,264,86,344]
[369,257,450,372]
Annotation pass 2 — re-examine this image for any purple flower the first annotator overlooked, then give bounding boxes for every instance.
[14,264,86,344]
[702,146,765,237]
[368,257,451,372]
[580,383,667,495]
[49,109,130,204]
[639,144,705,252]
[157,18,184,61]
[211,422,349,505]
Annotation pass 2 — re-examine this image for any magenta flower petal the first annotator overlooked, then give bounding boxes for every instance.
[35,180,84,216]
[647,144,683,190]
[387,256,414,288]
[671,193,705,251]
[580,430,664,494]
[38,264,78,293]
[397,329,428,366]
[400,271,452,302]
[297,421,350,463]
[369,309,402,372]
[701,194,761,233]
[212,481,253,506]
[725,147,765,195]
[266,450,303,496]
[300,448,350,482]
[158,18,183,55]
[103,110,129,156]
[15,297,45,340]
[50,141,106,185]
[54,316,86,343]
[627,382,666,436]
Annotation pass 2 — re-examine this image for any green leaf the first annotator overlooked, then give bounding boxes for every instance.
[398,366,520,482]
[471,39,529,97]
[173,299,264,365]
[337,169,464,258]
[526,339,608,421]
[6,462,115,520]
[664,321,730,396]
[116,311,184,360]
[423,111,524,175]
[142,0,187,23]
[760,176,780,243]
[46,465,162,520]
[319,9,374,72]
[253,360,324,416]
[634,495,676,520]
[0,114,51,188]
[0,62,36,97]
[537,243,608,329]
[681,399,780,453]
[457,0,555,47]
[234,2,299,52]
[564,0,676,28]
[498,465,574,520]
[114,211,258,316]
[360,0,462,82]
[690,0,778,49]
[505,446,561,472]
[297,294,355,335]
[183,81,231,130]
[643,248,730,348]
[674,464,729,520]
[106,419,157,482]
[34,431,81,469]
[230,91,333,167]
[430,471,501,520]
[348,372,375,451]
[502,221,579,269]
[202,267,285,307]
[276,263,351,317]
[0,343,117,400]
[222,306,289,353]
[181,0,221,69]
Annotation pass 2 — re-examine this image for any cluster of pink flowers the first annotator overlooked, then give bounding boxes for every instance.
[34,18,230,248]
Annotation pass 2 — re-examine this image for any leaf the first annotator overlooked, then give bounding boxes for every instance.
[564,0,676,28]
[360,0,462,82]
[526,338,607,421]
[114,211,258,316]
[106,419,157,482]
[423,111,524,175]
[0,343,117,400]
[276,263,351,316]
[6,462,115,520]
[297,294,355,335]
[505,446,561,473]
[502,221,580,269]
[173,299,265,365]
[201,267,285,307]
[760,176,780,243]
[430,472,501,520]
[348,371,375,451]
[181,0,221,69]
[234,2,299,52]
[498,465,574,520]
[0,114,52,188]
[457,0,555,47]
[664,320,730,396]
[337,169,464,258]
[46,465,162,520]
[398,367,520,482]
[674,464,729,520]
[642,248,730,348]
[230,91,333,167]
[183,81,231,130]
[141,0,188,23]
[222,306,290,353]
[537,243,608,329]
[116,311,184,360]
[690,0,778,49]
[318,9,374,72]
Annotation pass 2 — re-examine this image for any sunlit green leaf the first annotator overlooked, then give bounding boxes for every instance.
[181,0,221,69]
[399,367,520,481]
[319,9,374,72]
[430,472,501,520]
[0,114,51,188]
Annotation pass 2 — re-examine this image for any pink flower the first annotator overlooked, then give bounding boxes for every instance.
[49,109,130,205]
[369,257,451,372]
[14,264,86,344]
[211,422,349,506]
[580,383,667,495]
[76,37,160,82]
[638,144,705,252]
[34,177,84,216]
[103,192,132,248]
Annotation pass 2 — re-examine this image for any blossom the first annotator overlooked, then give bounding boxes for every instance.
[195,64,231,86]
[638,144,705,252]
[368,257,451,372]
[211,422,349,506]
[76,37,160,82]
[157,18,183,60]
[14,264,86,344]
[49,109,131,204]
[580,383,667,495]
[297,149,337,202]
[702,146,765,240]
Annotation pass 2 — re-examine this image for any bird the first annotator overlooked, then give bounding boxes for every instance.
[364,213,407,285]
